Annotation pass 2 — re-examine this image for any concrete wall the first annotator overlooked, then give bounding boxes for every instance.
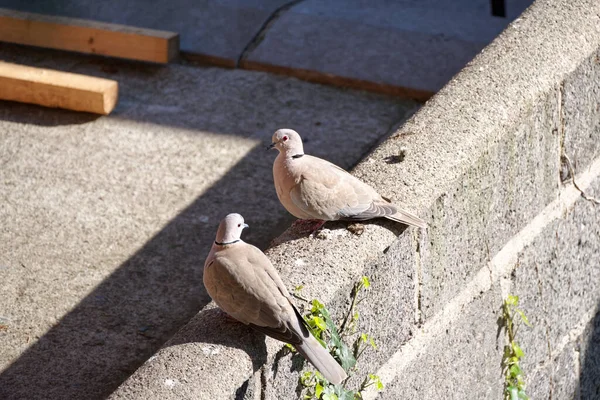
[110,0,600,398]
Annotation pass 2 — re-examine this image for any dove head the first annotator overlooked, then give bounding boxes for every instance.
[215,213,249,245]
[269,129,304,155]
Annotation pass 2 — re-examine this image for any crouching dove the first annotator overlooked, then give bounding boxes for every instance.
[268,129,426,229]
[203,213,347,384]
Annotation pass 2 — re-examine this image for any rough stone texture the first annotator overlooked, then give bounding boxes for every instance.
[563,46,600,173]
[263,229,418,399]
[380,286,505,399]
[5,0,600,399]
[111,0,600,398]
[417,87,560,320]
[0,0,291,63]
[0,43,416,400]
[246,0,533,93]
[513,177,600,398]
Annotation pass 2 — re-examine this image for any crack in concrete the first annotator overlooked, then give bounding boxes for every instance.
[364,155,600,400]
[534,260,554,399]
[412,228,423,326]
[556,81,599,205]
[236,0,305,68]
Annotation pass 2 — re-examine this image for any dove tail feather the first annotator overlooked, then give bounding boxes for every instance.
[386,209,427,229]
[296,335,347,385]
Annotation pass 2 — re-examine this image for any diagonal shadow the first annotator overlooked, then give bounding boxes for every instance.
[0,39,415,400]
[0,142,293,400]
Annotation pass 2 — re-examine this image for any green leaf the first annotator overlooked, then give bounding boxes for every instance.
[322,386,339,400]
[313,316,327,331]
[369,374,384,391]
[509,364,522,378]
[300,371,314,386]
[295,285,304,292]
[512,342,524,359]
[515,309,532,327]
[335,341,357,371]
[369,337,378,350]
[508,386,519,400]
[333,385,357,400]
[311,299,325,313]
[506,295,519,306]
[315,383,324,398]
[353,311,360,322]
[361,276,371,289]
[517,389,529,400]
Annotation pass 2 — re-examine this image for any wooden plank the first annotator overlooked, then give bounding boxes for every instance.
[0,61,119,115]
[0,8,179,63]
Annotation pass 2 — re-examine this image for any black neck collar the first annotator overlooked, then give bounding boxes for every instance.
[291,153,304,159]
[215,239,240,246]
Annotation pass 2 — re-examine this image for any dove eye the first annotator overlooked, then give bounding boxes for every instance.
[282,136,288,141]
[237,223,241,227]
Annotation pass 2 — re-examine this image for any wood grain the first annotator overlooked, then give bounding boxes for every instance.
[0,61,119,114]
[0,8,179,63]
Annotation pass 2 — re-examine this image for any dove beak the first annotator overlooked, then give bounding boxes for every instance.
[266,142,276,150]
[243,223,249,229]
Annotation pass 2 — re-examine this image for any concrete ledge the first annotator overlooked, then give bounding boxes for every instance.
[110,0,600,398]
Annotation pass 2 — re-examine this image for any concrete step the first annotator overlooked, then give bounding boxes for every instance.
[0,0,533,93]
[243,0,533,94]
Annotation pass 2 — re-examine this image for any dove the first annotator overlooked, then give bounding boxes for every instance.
[203,213,347,384]
[268,129,427,229]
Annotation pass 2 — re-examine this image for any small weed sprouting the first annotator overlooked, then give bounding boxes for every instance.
[501,294,532,400]
[295,276,384,400]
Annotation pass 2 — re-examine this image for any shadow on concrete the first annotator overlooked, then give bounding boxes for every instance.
[0,142,293,400]
[579,304,600,399]
[0,40,413,399]
[166,307,268,373]
[0,100,100,126]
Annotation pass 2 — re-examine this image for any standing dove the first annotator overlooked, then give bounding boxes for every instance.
[268,129,426,229]
[203,213,347,384]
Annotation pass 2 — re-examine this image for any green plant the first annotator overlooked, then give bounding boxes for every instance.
[296,276,384,399]
[501,295,532,400]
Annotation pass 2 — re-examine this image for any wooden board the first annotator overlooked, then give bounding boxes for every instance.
[0,8,179,63]
[0,61,119,115]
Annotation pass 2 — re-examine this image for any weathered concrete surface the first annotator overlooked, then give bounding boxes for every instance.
[0,0,291,64]
[563,46,600,172]
[108,0,600,399]
[0,0,534,95]
[0,42,417,400]
[244,0,533,93]
[513,177,600,399]
[380,286,505,399]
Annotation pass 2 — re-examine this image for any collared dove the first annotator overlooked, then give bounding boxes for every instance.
[203,213,347,384]
[268,129,427,229]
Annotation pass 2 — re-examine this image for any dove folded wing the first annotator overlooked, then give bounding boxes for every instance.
[289,155,385,221]
[204,245,307,345]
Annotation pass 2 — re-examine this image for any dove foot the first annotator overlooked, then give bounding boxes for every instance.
[292,219,326,235]
[347,223,365,236]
